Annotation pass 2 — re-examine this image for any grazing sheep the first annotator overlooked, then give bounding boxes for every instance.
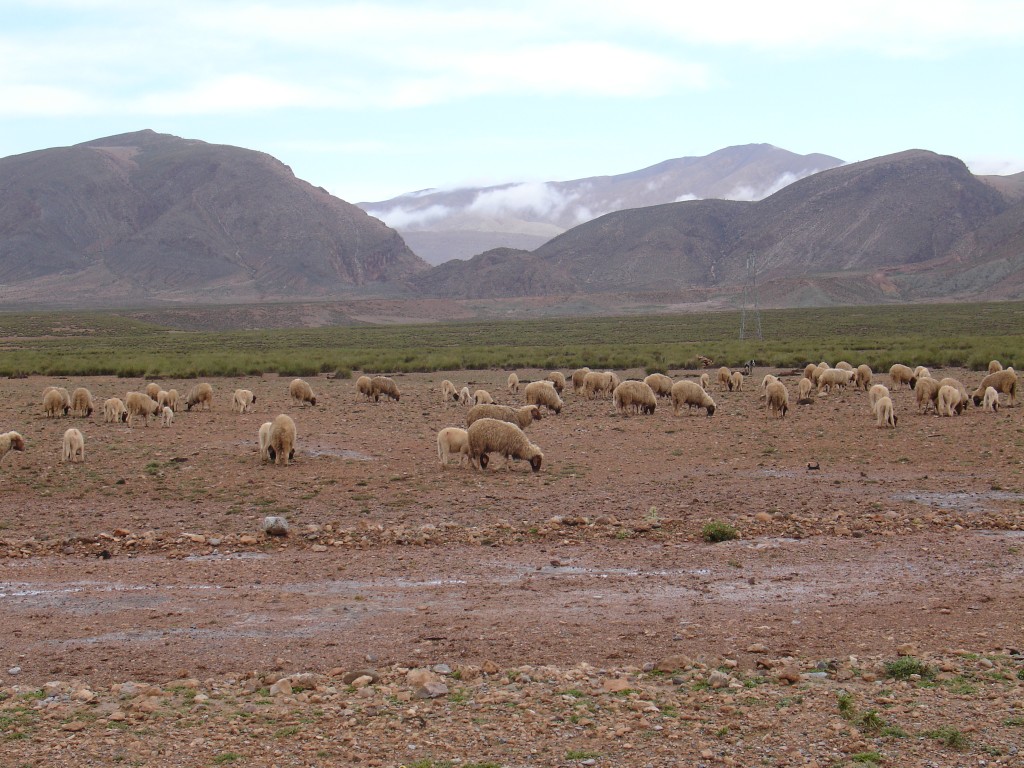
[988,360,1003,374]
[524,380,564,414]
[982,386,1000,412]
[437,427,470,467]
[0,431,26,463]
[699,372,711,391]
[158,389,178,412]
[972,368,1017,407]
[889,364,917,391]
[289,378,317,407]
[582,371,616,399]
[185,382,214,411]
[612,380,657,415]
[571,367,591,391]
[43,388,69,418]
[798,377,814,400]
[644,373,674,398]
[802,363,818,381]
[356,375,374,400]
[125,392,162,427]
[817,368,855,394]
[507,373,519,394]
[161,406,174,427]
[937,377,970,408]
[466,404,542,430]
[868,384,890,410]
[467,417,543,472]
[716,366,732,390]
[671,380,716,416]
[145,382,161,401]
[914,377,942,413]
[874,396,897,428]
[473,389,494,405]
[103,397,128,424]
[268,414,297,466]
[232,388,256,414]
[810,363,830,386]
[458,386,472,405]
[758,373,779,395]
[936,385,966,417]
[62,428,85,463]
[914,366,930,380]
[442,379,459,403]
[370,376,400,402]
[854,364,873,391]
[258,421,274,463]
[765,381,789,418]
[544,371,566,393]
[70,387,94,417]
[835,361,854,372]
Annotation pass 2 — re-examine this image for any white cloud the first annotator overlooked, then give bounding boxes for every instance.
[132,75,330,115]
[723,170,826,202]
[966,157,1024,176]
[674,193,701,202]
[468,182,579,218]
[364,203,454,229]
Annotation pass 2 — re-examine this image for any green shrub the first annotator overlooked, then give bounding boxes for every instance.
[883,657,934,681]
[701,520,739,543]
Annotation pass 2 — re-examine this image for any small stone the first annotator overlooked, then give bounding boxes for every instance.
[7,666,21,675]
[708,670,731,689]
[72,688,96,702]
[183,533,206,544]
[239,535,258,545]
[432,663,452,675]
[262,516,290,536]
[755,511,773,523]
[108,711,126,722]
[61,721,86,732]
[896,643,917,656]
[406,668,438,687]
[310,544,328,552]
[655,654,693,672]
[602,677,631,693]
[341,669,379,685]
[747,643,768,653]
[350,675,373,688]
[776,667,802,684]
[269,679,292,697]
[481,660,500,675]
[414,681,449,699]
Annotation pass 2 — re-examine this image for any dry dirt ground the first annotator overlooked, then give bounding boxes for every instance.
[0,367,1022,767]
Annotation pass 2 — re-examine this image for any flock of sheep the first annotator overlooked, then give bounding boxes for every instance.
[1,359,1018,476]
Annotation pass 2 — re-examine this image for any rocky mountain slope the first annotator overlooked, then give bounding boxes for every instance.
[0,130,427,306]
[361,144,843,264]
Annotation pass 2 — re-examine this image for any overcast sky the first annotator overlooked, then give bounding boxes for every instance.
[3,0,1022,202]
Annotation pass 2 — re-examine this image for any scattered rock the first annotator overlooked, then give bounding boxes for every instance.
[262,516,290,536]
[414,681,449,699]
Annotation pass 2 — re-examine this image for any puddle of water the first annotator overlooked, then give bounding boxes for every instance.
[892,490,1024,512]
[184,551,270,562]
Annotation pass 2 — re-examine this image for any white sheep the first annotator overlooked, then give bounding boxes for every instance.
[473,389,494,405]
[507,373,519,394]
[356,375,374,400]
[232,388,256,414]
[972,368,1017,407]
[62,427,85,463]
[160,406,174,427]
[571,367,591,391]
[937,377,970,410]
[854,364,873,391]
[581,371,615,399]
[70,387,94,418]
[643,373,673,399]
[802,363,818,381]
[125,392,162,427]
[258,421,274,463]
[699,372,711,391]
[185,382,214,411]
[914,377,942,413]
[982,386,1000,412]
[0,431,26,463]
[158,389,178,412]
[810,363,830,386]
[103,397,128,424]
[671,380,716,416]
[728,371,744,391]
[758,373,779,397]
[868,384,890,410]
[817,368,855,394]
[43,388,69,418]
[936,385,966,417]
[716,366,732,390]
[613,380,657,415]
[289,378,317,406]
[888,364,917,391]
[765,381,789,418]
[873,396,897,428]
[798,377,814,401]
[524,380,563,414]
[145,382,161,401]
[988,360,1003,374]
[835,361,854,371]
[370,376,400,402]
[544,371,566,393]
[437,427,470,467]
[441,379,459,403]
[914,365,930,380]
[466,404,541,430]
[268,414,297,466]
[458,386,472,405]
[467,418,543,472]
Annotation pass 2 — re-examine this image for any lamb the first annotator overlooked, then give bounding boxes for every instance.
[370,376,400,402]
[473,389,494,405]
[145,382,161,401]
[765,381,789,418]
[356,375,374,400]
[936,385,966,417]
[232,388,256,413]
[699,372,711,391]
[43,388,69,418]
[854,364,873,391]
[125,392,162,427]
[972,368,1017,407]
[643,373,673,399]
[437,427,470,467]
[988,360,1003,374]
[716,366,732,390]
[798,377,814,400]
[937,377,970,409]
[873,396,897,428]
[467,418,543,472]
[289,378,317,406]
[671,380,716,416]
[524,380,563,414]
[889,364,917,391]
[62,427,85,463]
[185,382,214,411]
[507,373,519,394]
[70,387,94,418]
[612,380,657,415]
[258,421,274,463]
[868,384,890,410]
[466,404,542,430]
[158,389,178,412]
[458,386,472,405]
[161,406,175,427]
[0,431,26,463]
[817,368,855,394]
[914,377,942,413]
[442,379,459,403]
[268,414,297,466]
[982,386,1000,412]
[571,367,591,391]
[103,397,128,423]
[544,371,566,393]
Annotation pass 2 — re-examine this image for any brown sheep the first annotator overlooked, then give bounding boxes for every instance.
[765,381,789,418]
[644,373,673,398]
[370,376,400,402]
[0,431,26,464]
